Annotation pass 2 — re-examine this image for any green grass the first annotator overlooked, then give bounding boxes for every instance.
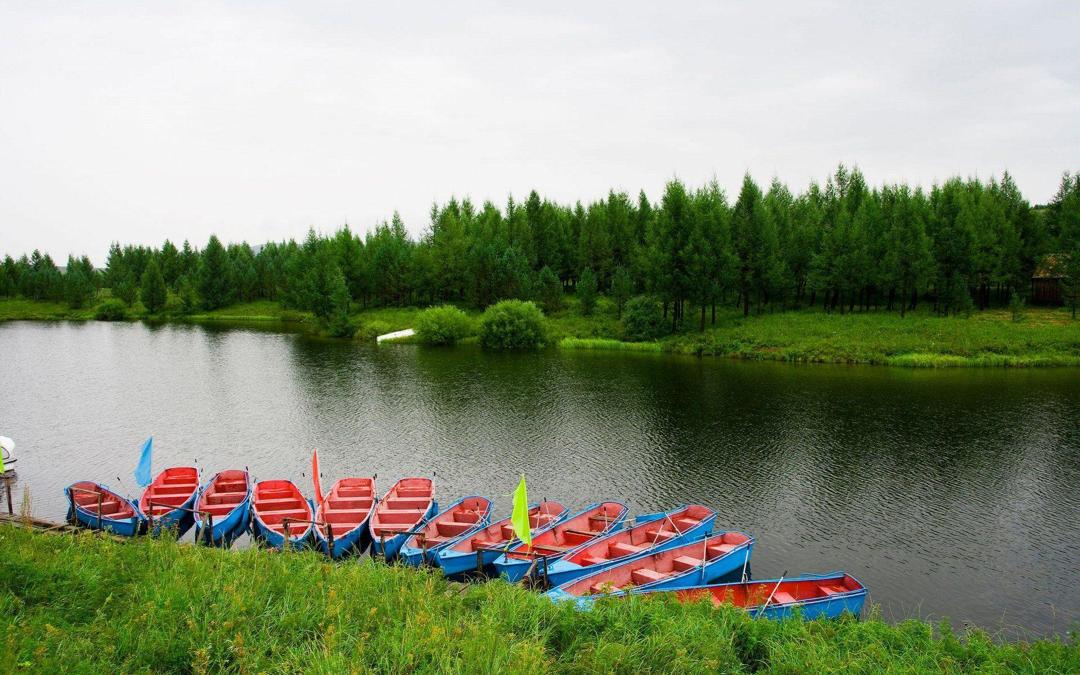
[0,526,1074,673]
[0,298,95,321]
[664,307,1080,367]
[559,337,662,352]
[5,296,1080,367]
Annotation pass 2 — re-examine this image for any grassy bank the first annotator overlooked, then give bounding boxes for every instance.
[0,526,1074,673]
[4,296,1080,367]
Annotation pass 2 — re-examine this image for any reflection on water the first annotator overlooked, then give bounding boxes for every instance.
[1,320,1078,636]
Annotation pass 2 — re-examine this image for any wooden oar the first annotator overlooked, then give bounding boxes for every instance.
[755,570,788,619]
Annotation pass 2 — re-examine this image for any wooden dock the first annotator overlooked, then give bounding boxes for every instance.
[0,512,80,534]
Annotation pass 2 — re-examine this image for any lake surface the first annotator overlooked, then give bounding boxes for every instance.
[1,320,1078,637]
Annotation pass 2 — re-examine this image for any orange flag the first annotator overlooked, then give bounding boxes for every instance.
[312,448,324,504]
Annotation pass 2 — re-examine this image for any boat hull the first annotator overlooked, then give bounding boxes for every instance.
[543,506,717,588]
[436,502,571,577]
[399,496,493,567]
[547,534,754,606]
[369,478,438,561]
[64,482,145,537]
[192,471,252,548]
[492,502,629,583]
[314,477,378,559]
[632,571,868,621]
[250,479,314,550]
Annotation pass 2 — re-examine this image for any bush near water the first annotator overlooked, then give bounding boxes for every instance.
[479,300,547,351]
[0,526,1076,673]
[415,305,473,346]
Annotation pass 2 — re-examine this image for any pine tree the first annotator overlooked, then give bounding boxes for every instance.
[611,266,633,319]
[538,266,562,312]
[577,267,598,316]
[197,235,234,310]
[140,258,168,313]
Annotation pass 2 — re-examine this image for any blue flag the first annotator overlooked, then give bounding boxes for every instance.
[134,436,153,487]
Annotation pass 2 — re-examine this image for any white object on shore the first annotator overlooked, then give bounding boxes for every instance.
[375,328,415,343]
[0,437,13,454]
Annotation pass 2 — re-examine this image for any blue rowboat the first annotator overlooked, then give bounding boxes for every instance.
[193,470,252,547]
[546,531,754,605]
[543,504,717,588]
[251,479,314,550]
[492,501,629,583]
[64,481,145,537]
[399,496,493,567]
[369,478,437,560]
[314,477,378,559]
[140,466,199,538]
[437,501,569,577]
[632,571,868,620]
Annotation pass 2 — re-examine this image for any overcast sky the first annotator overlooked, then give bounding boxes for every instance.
[2,2,1078,264]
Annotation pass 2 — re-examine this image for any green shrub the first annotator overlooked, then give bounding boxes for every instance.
[415,305,472,346]
[94,299,127,321]
[354,319,392,342]
[479,300,547,350]
[622,295,667,340]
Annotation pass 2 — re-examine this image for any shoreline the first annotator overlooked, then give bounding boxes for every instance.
[3,298,1079,368]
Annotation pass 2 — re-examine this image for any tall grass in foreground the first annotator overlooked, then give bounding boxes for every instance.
[0,527,1075,673]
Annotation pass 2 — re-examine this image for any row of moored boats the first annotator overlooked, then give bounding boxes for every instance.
[65,469,867,619]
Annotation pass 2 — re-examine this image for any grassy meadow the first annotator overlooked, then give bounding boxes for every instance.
[0,525,1075,673]
[2,295,1079,367]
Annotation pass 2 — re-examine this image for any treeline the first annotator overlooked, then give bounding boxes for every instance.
[3,166,1080,327]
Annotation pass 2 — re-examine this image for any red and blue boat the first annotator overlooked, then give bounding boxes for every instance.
[139,466,199,537]
[542,504,717,588]
[632,571,868,620]
[436,501,569,577]
[369,478,437,560]
[313,477,378,558]
[399,496,493,566]
[193,469,251,547]
[64,481,145,537]
[492,501,628,583]
[251,479,315,550]
[546,531,753,604]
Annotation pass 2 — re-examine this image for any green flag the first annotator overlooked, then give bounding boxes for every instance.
[511,474,531,546]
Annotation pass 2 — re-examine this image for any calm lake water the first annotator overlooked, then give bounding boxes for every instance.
[1,320,1078,636]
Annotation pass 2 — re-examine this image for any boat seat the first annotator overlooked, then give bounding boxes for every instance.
[206,493,243,505]
[337,487,372,498]
[217,481,248,492]
[631,568,667,585]
[200,505,236,516]
[436,521,473,537]
[471,537,499,551]
[328,498,372,511]
[608,542,645,558]
[534,514,556,525]
[562,530,594,544]
[579,554,607,566]
[257,496,304,507]
[377,508,424,524]
[706,544,736,558]
[385,497,429,510]
[770,591,797,605]
[453,510,483,524]
[397,487,431,498]
[819,585,847,597]
[672,556,704,572]
[673,518,698,531]
[650,530,676,542]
